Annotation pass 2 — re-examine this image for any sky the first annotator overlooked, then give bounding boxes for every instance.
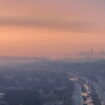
[0,0,105,58]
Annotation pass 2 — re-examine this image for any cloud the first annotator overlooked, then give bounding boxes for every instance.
[0,0,104,35]
[0,17,104,35]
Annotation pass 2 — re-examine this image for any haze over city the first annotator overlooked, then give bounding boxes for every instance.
[0,1,105,105]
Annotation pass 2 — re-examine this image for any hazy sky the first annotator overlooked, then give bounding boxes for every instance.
[0,0,105,58]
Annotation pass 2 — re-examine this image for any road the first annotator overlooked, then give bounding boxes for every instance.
[70,77,104,105]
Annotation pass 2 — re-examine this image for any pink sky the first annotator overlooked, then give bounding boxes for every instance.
[0,0,105,58]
